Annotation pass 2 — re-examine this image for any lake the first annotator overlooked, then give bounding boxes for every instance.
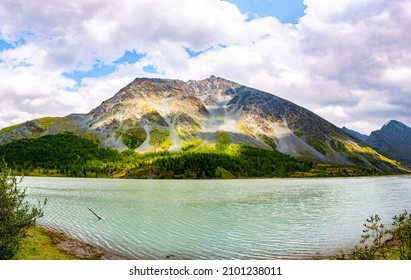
[23,176,411,259]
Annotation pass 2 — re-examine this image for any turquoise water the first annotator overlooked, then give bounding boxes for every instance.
[23,176,411,259]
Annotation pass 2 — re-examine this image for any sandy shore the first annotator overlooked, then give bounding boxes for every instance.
[38,226,129,260]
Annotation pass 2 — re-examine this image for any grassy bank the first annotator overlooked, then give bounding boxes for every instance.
[13,227,77,260]
[14,227,123,260]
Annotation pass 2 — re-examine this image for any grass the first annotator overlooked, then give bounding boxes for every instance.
[0,117,78,136]
[13,226,118,260]
[215,166,236,179]
[0,123,22,134]
[182,139,203,151]
[13,227,77,260]
[238,121,251,135]
[216,131,231,151]
[159,135,172,150]
[36,117,78,131]
[296,163,379,177]
[149,128,170,146]
[122,125,147,149]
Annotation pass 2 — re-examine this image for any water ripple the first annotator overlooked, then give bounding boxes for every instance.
[26,176,411,259]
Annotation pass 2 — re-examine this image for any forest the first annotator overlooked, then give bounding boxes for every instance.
[0,132,379,178]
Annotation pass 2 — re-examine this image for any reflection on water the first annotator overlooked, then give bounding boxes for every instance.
[23,176,411,259]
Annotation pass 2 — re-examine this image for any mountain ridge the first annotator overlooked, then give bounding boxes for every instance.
[367,120,411,167]
[342,126,369,143]
[342,120,411,168]
[0,76,407,174]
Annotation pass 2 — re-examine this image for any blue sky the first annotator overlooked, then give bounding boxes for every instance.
[63,51,145,89]
[0,0,410,134]
[0,40,12,52]
[228,0,306,23]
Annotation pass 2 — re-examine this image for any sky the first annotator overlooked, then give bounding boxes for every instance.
[0,0,410,135]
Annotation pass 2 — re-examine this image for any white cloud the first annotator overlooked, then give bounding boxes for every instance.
[0,0,410,134]
[296,0,411,133]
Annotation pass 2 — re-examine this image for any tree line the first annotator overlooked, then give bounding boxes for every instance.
[0,133,120,177]
[152,147,313,178]
[0,133,314,178]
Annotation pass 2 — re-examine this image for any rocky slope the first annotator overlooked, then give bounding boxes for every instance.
[0,76,405,172]
[367,120,411,167]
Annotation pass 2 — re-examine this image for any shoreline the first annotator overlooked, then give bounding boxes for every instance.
[35,226,336,260]
[21,173,411,180]
[36,226,129,260]
[32,220,408,260]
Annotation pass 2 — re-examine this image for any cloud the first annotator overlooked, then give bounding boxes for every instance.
[296,0,411,133]
[0,0,410,135]
[0,0,248,69]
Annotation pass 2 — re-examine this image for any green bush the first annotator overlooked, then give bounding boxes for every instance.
[391,210,411,259]
[0,163,46,259]
[334,210,411,260]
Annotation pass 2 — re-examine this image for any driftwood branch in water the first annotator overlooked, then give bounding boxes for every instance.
[88,207,102,220]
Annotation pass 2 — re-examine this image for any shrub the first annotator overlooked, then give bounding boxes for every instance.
[335,211,411,260]
[0,162,46,259]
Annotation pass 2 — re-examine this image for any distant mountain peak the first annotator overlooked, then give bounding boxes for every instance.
[367,120,411,167]
[382,120,409,131]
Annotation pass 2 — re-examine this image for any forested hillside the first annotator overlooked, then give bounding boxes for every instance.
[0,133,119,177]
[0,133,386,178]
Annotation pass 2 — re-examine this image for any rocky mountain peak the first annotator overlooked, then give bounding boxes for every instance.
[367,120,411,167]
[382,120,409,132]
[0,76,406,173]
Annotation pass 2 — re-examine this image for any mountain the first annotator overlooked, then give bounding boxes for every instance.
[0,76,405,174]
[342,127,368,143]
[367,120,411,167]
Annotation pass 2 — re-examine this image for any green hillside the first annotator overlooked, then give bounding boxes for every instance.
[0,133,119,177]
[0,133,390,178]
